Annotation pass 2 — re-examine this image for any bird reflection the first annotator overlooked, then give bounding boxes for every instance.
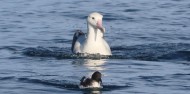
[83,90,102,94]
[72,59,106,71]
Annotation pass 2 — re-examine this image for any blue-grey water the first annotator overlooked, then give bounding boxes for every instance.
[0,0,190,94]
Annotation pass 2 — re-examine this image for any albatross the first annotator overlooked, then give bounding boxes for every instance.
[71,12,112,55]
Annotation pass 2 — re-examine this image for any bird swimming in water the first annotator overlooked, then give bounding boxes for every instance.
[71,12,112,55]
[79,71,103,88]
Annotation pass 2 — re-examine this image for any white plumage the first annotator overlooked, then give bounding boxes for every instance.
[72,12,112,55]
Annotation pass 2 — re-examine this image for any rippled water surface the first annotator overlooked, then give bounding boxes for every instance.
[0,0,190,94]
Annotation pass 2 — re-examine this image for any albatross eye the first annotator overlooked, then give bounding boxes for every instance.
[92,17,95,20]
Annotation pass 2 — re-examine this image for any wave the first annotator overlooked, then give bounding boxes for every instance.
[18,77,130,91]
[22,43,190,61]
[0,76,129,92]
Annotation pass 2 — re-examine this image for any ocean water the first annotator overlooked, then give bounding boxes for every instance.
[0,0,190,94]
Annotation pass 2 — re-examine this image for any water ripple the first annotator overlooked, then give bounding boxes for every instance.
[22,43,190,61]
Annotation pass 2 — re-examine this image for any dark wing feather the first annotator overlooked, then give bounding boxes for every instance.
[71,30,85,53]
[82,78,92,87]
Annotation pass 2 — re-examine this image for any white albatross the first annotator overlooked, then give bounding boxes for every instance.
[71,12,112,55]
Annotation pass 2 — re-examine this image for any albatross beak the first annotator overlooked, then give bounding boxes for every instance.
[97,20,105,33]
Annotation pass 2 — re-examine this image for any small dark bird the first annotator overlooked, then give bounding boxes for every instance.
[79,71,103,88]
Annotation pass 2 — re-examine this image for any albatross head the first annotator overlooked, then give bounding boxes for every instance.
[87,12,105,33]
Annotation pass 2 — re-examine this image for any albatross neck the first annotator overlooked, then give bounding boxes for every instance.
[87,24,103,42]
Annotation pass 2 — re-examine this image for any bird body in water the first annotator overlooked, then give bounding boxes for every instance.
[79,71,103,88]
[72,12,112,55]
